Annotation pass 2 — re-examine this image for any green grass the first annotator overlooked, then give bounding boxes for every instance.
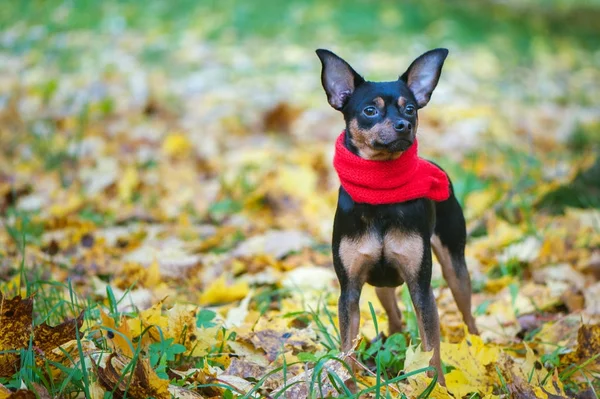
[2,0,599,63]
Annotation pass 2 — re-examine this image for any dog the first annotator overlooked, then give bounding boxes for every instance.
[316,48,478,386]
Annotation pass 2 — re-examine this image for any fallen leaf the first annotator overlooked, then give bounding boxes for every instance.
[96,353,170,399]
[162,132,192,158]
[99,309,136,357]
[404,344,433,373]
[271,353,352,398]
[232,230,313,260]
[0,295,33,377]
[561,323,600,374]
[441,333,500,397]
[199,275,250,305]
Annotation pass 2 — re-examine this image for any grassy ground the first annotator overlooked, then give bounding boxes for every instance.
[1,0,599,398]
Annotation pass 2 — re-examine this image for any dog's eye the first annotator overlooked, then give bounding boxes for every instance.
[405,105,416,116]
[363,106,378,117]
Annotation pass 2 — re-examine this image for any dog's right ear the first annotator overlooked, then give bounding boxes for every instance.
[316,49,364,110]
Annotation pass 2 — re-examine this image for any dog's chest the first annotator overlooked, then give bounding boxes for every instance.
[338,228,424,287]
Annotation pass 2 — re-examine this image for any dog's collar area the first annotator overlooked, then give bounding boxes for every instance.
[333,130,450,205]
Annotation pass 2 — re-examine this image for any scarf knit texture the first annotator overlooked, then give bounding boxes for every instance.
[333,131,450,205]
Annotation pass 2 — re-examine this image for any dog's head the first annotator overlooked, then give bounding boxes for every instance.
[316,48,448,160]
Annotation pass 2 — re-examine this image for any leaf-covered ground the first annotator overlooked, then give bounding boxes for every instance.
[1,1,600,398]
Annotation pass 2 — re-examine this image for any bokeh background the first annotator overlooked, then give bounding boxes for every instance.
[2,0,599,236]
[1,1,600,396]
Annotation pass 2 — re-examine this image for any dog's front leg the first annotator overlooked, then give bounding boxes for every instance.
[405,245,445,386]
[338,280,363,352]
[385,231,445,386]
[337,272,365,393]
[336,234,379,352]
[335,234,381,392]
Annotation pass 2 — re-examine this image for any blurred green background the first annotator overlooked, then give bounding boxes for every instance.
[3,0,600,51]
[1,0,599,228]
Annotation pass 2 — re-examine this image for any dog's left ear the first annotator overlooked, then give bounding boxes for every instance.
[316,49,365,110]
[400,48,448,108]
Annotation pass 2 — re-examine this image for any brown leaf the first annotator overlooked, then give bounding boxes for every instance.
[0,295,33,378]
[0,383,51,399]
[561,288,585,313]
[33,311,84,363]
[561,323,600,372]
[249,329,316,363]
[226,357,267,380]
[0,294,85,378]
[96,353,170,399]
[271,353,352,399]
[263,102,302,134]
[29,383,51,399]
[225,358,280,391]
[5,391,37,399]
[507,375,539,399]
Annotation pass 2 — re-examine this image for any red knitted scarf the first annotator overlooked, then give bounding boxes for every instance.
[333,131,450,205]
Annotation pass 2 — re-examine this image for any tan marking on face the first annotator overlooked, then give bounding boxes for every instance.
[383,230,424,280]
[397,96,407,108]
[348,119,403,161]
[339,232,382,281]
[373,96,384,109]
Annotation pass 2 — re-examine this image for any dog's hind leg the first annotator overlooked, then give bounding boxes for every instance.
[432,192,478,335]
[375,287,403,335]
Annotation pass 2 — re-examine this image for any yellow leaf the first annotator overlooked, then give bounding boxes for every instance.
[275,165,317,199]
[0,384,11,399]
[489,219,524,247]
[99,310,135,357]
[484,275,515,293]
[162,133,192,158]
[225,290,253,328]
[519,345,560,392]
[471,217,524,253]
[165,304,219,357]
[405,373,452,399]
[127,299,169,339]
[143,259,162,288]
[199,275,250,305]
[445,369,481,398]
[118,166,139,202]
[0,274,24,297]
[404,344,433,373]
[49,194,83,218]
[466,189,498,219]
[441,333,500,396]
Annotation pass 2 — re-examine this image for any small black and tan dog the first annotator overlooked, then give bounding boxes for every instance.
[316,48,478,385]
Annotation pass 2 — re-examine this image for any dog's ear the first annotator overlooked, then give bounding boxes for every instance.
[316,49,365,110]
[400,48,448,108]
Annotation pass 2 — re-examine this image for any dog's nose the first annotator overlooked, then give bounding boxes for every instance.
[394,120,412,133]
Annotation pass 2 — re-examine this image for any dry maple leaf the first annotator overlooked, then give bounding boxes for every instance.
[1,391,36,399]
[561,323,600,374]
[441,332,501,397]
[33,312,85,366]
[95,353,170,399]
[0,294,84,378]
[271,352,352,399]
[0,295,33,378]
[0,383,52,399]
